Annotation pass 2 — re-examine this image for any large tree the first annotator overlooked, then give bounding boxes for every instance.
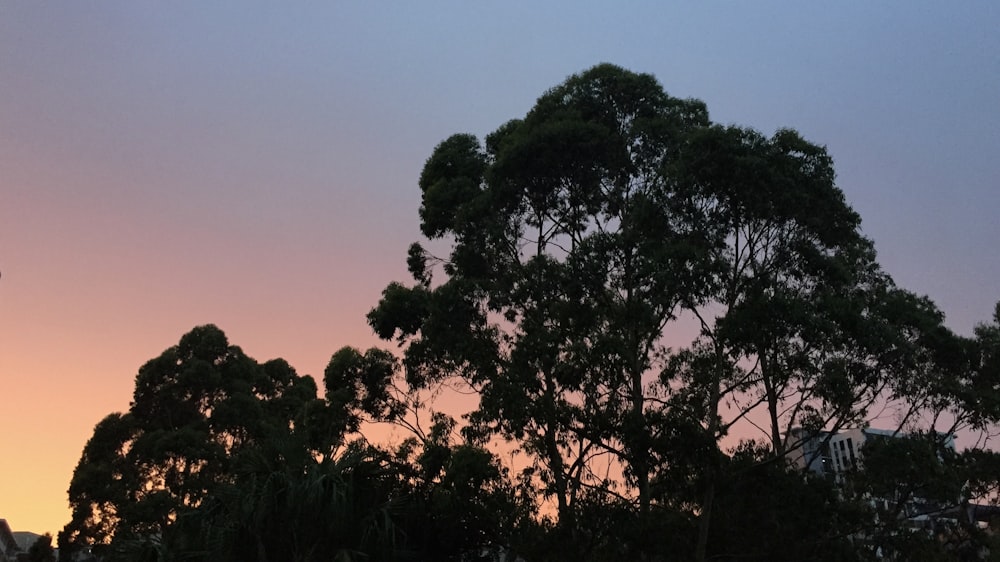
[62,326,530,562]
[62,64,1000,562]
[367,63,999,561]
[369,64,718,526]
[61,326,332,559]
[655,123,936,558]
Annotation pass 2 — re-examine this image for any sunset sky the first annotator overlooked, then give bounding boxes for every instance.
[2,3,998,536]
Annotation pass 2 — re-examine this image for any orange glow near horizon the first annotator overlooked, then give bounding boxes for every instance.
[3,3,998,538]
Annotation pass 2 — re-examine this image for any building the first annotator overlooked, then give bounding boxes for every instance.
[788,426,955,478]
[0,519,23,562]
[788,425,990,557]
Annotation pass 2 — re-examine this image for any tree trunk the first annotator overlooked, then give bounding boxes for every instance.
[761,351,785,458]
[695,480,716,562]
[695,348,725,562]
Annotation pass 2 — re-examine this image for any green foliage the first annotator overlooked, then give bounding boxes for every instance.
[706,442,863,561]
[147,433,533,562]
[158,443,408,562]
[62,326,532,562]
[670,120,891,455]
[323,346,403,437]
[61,64,1000,562]
[368,63,1000,561]
[370,63,720,522]
[394,415,537,561]
[27,533,57,562]
[62,326,337,558]
[843,433,1000,560]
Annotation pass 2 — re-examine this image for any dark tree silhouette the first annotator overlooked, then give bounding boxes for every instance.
[59,64,1000,562]
[27,533,57,562]
[62,326,329,559]
[368,63,1000,561]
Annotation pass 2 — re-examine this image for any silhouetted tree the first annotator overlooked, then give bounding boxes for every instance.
[368,64,715,531]
[368,63,1000,561]
[59,63,1000,562]
[62,326,529,561]
[62,326,335,558]
[27,533,57,562]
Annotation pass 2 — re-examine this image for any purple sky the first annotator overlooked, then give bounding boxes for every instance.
[1,2,998,534]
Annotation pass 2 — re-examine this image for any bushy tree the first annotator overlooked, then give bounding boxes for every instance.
[368,64,717,527]
[62,326,341,559]
[62,326,531,562]
[27,533,57,562]
[368,63,1000,560]
[61,65,1000,562]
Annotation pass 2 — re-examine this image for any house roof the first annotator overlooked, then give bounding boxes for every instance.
[12,531,42,551]
[0,519,22,556]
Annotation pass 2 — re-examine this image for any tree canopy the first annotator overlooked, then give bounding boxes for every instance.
[63,64,1000,562]
[369,63,1000,560]
[61,325,323,557]
[60,325,529,562]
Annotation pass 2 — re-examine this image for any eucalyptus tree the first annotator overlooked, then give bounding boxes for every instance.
[368,63,999,560]
[368,64,717,523]
[850,302,1000,558]
[662,123,887,453]
[61,326,356,559]
[157,442,411,562]
[657,119,969,561]
[904,300,1000,439]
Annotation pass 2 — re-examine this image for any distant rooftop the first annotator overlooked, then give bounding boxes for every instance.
[12,531,42,551]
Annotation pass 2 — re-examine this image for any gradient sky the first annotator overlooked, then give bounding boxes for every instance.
[2,2,998,535]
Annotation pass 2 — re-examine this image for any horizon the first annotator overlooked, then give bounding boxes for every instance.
[2,3,998,536]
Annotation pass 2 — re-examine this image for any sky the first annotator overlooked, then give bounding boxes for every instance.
[1,2,998,536]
